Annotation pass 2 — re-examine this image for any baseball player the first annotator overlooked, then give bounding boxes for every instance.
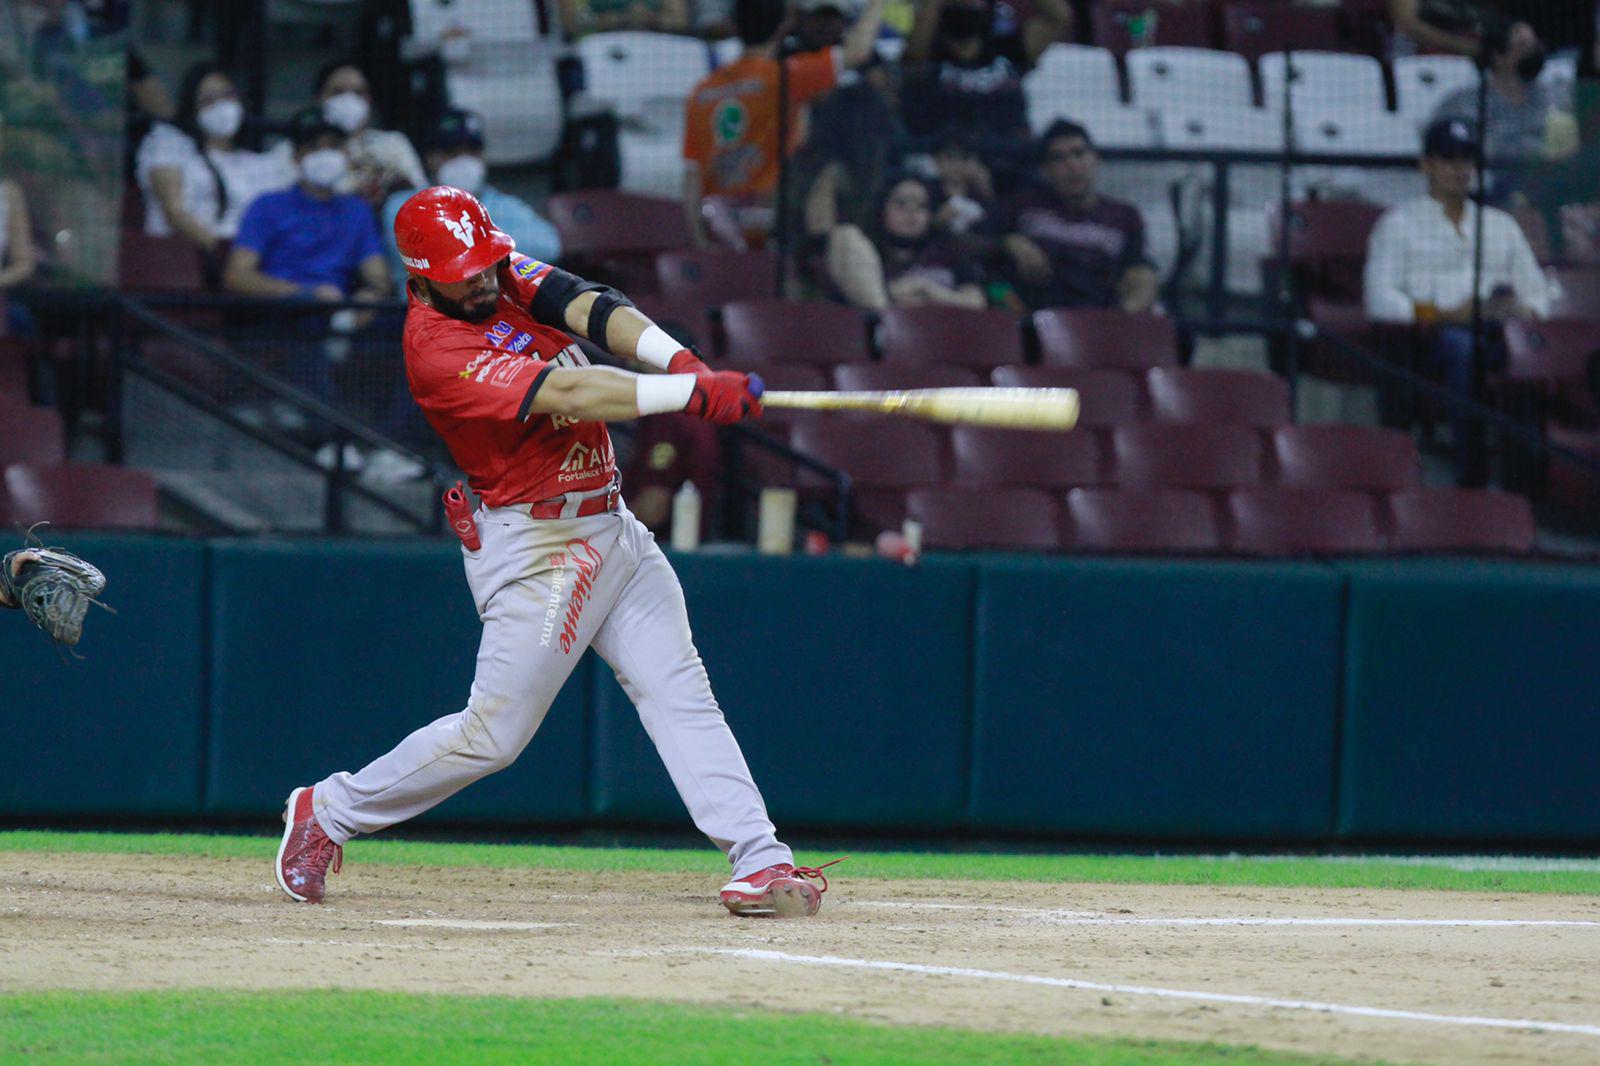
[275,186,833,918]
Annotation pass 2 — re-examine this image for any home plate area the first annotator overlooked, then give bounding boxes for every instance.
[4,853,1598,1065]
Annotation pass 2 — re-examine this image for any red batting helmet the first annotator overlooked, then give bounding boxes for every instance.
[393,185,515,283]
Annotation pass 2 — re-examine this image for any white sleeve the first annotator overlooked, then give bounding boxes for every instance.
[1363,210,1414,324]
[135,124,191,185]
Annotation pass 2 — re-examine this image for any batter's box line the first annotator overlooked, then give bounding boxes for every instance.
[845,901,1600,928]
[634,947,1600,1040]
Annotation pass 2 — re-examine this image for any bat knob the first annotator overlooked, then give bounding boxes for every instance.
[746,373,765,401]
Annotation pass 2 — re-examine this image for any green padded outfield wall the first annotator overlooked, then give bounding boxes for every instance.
[968,558,1345,840]
[1338,560,1600,843]
[204,541,589,823]
[589,554,975,831]
[0,535,206,816]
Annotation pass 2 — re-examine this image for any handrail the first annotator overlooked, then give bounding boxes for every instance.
[726,421,854,545]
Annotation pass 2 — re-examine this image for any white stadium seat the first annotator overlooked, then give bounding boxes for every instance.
[1028,98,1155,145]
[1392,55,1479,124]
[1158,104,1286,153]
[1259,51,1386,115]
[1025,44,1122,118]
[577,31,710,125]
[1126,47,1253,111]
[1294,109,1422,204]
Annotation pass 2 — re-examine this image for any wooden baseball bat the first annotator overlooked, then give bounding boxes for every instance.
[759,387,1080,431]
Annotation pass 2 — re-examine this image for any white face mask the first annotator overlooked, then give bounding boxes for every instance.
[436,154,487,195]
[300,148,348,189]
[197,99,243,139]
[322,92,370,134]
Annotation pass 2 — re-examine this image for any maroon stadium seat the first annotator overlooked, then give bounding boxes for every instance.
[1228,488,1382,554]
[1093,0,1212,53]
[4,463,160,530]
[544,189,690,258]
[1504,319,1598,386]
[656,249,778,306]
[1063,487,1222,552]
[1546,424,1600,512]
[722,300,870,366]
[117,231,205,293]
[1271,200,1386,305]
[877,306,1024,369]
[631,295,715,353]
[1146,367,1291,426]
[745,364,830,391]
[1547,269,1600,319]
[1270,425,1420,491]
[1386,488,1535,553]
[1222,2,1341,62]
[951,425,1102,489]
[991,366,1144,426]
[0,404,66,466]
[906,486,1061,551]
[792,418,947,532]
[1112,423,1262,489]
[0,337,31,401]
[1034,309,1179,370]
[832,363,983,391]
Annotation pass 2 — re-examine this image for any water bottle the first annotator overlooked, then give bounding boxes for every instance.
[670,481,702,552]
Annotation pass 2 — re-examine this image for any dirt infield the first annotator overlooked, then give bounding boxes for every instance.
[3,853,1598,1064]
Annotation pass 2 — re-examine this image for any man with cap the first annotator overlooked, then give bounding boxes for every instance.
[1364,117,1550,485]
[382,109,562,292]
[275,185,838,920]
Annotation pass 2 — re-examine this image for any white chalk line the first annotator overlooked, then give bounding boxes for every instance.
[372,919,570,931]
[259,937,450,951]
[691,948,1600,1039]
[847,901,1600,928]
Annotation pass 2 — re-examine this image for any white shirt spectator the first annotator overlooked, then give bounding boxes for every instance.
[135,122,294,239]
[341,127,428,202]
[1363,195,1550,323]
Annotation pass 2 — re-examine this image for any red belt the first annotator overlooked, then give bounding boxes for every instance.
[524,483,621,519]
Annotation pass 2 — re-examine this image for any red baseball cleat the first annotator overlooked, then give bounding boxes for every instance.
[719,859,843,918]
[275,786,342,903]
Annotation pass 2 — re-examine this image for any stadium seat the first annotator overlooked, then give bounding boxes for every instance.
[877,306,1024,369]
[950,425,1103,489]
[1222,2,1340,63]
[832,363,983,391]
[1259,52,1386,115]
[791,418,947,532]
[1146,367,1291,426]
[0,403,66,466]
[1545,424,1600,512]
[722,300,870,366]
[1385,488,1535,553]
[1547,268,1600,319]
[1272,199,1387,305]
[1227,487,1382,553]
[3,463,160,530]
[117,231,205,293]
[545,189,691,259]
[656,249,778,306]
[905,486,1061,551]
[1063,487,1222,551]
[1392,55,1480,124]
[419,0,562,164]
[1157,103,1287,153]
[1270,425,1421,490]
[1504,319,1598,387]
[1511,203,1554,265]
[1027,97,1156,145]
[1023,44,1122,110]
[746,364,829,391]
[575,32,709,124]
[1093,1,1213,55]
[1034,309,1178,370]
[0,337,31,402]
[1296,110,1417,158]
[1112,423,1262,489]
[1125,48,1253,111]
[991,366,1145,426]
[630,294,715,352]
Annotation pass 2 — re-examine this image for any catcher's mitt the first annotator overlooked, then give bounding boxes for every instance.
[1,533,112,649]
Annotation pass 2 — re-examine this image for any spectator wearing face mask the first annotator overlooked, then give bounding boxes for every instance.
[1432,21,1573,165]
[826,172,986,309]
[223,108,390,305]
[315,60,427,207]
[134,62,294,258]
[380,109,562,291]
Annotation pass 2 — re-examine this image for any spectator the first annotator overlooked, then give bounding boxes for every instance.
[928,131,994,238]
[997,120,1157,313]
[1387,0,1487,58]
[900,0,1070,175]
[1,143,40,335]
[682,0,886,243]
[826,172,985,309]
[381,109,562,291]
[794,0,848,50]
[1433,21,1572,165]
[557,0,690,36]
[1364,118,1550,485]
[314,60,427,208]
[797,52,908,249]
[134,62,293,258]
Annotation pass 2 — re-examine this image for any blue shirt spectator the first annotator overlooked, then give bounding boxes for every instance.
[380,108,562,290]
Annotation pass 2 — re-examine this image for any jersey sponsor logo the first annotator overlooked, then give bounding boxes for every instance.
[484,320,516,348]
[488,354,529,388]
[538,537,605,654]
[712,98,748,147]
[510,332,534,353]
[558,440,609,482]
[401,254,430,269]
[443,209,476,249]
[514,258,550,282]
[552,343,588,368]
[458,349,497,379]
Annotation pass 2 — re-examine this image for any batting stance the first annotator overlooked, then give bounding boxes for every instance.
[276,186,831,918]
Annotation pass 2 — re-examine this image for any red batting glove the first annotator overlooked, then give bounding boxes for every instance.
[686,371,764,425]
[667,347,711,375]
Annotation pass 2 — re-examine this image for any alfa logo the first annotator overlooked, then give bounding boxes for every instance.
[443,209,476,249]
[560,441,604,474]
[713,99,747,147]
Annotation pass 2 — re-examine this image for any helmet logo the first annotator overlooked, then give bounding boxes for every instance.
[443,209,476,249]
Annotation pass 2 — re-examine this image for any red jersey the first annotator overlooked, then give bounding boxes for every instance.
[402,252,616,507]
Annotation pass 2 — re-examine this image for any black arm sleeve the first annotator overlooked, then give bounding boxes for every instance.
[525,264,612,331]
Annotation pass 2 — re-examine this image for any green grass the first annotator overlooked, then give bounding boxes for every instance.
[0,991,1370,1065]
[2,830,1597,895]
